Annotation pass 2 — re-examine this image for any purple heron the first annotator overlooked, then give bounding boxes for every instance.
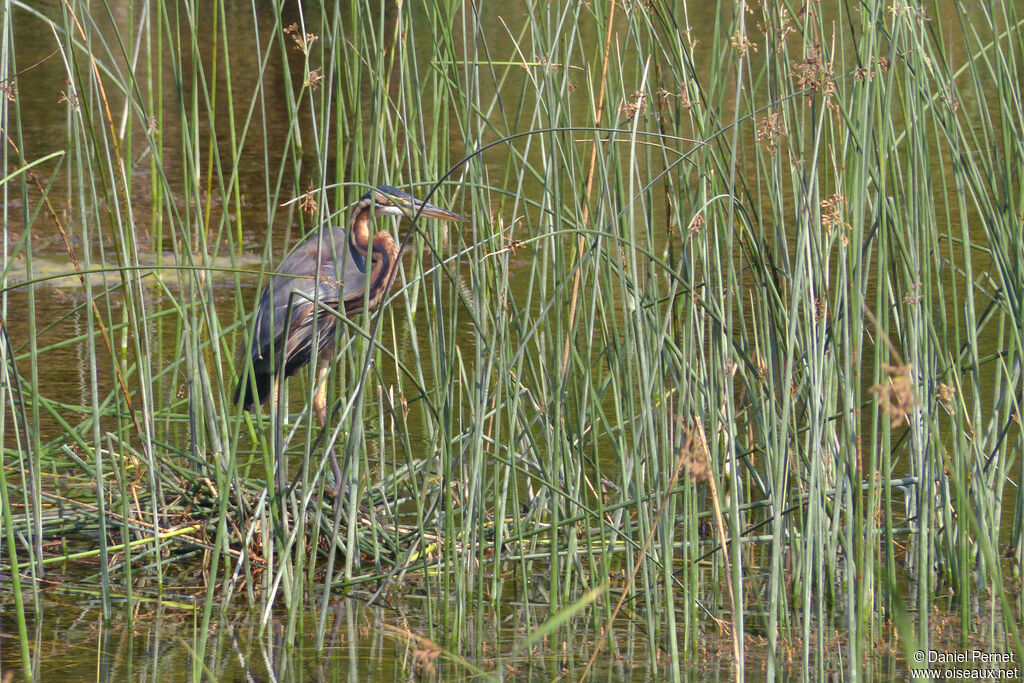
[235,185,464,435]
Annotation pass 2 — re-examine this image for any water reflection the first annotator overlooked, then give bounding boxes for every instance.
[1,588,929,680]
[1,595,679,681]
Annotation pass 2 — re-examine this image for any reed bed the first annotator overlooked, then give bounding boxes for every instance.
[1,0,1022,680]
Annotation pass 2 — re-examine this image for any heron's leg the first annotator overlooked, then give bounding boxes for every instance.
[314,354,345,495]
[270,374,287,494]
[270,375,280,416]
[313,362,330,429]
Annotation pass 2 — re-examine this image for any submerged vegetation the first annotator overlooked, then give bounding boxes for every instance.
[1,0,1022,680]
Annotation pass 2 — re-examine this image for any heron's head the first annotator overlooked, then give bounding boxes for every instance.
[365,185,465,223]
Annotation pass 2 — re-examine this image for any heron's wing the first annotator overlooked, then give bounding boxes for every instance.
[237,226,374,409]
[248,226,368,361]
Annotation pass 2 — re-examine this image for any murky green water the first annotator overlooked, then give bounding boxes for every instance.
[3,594,674,680]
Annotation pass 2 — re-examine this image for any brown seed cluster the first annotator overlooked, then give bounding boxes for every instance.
[820,193,850,245]
[748,0,796,53]
[871,363,918,428]
[304,67,324,90]
[299,185,318,215]
[902,282,923,305]
[730,31,757,57]
[756,111,786,151]
[855,55,894,83]
[793,42,836,105]
[621,90,647,121]
[284,23,319,55]
[679,420,711,483]
[687,213,706,236]
[936,382,956,413]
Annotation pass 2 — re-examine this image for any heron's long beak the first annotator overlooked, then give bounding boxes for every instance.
[409,198,466,223]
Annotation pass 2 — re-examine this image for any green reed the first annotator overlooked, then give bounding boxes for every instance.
[1,0,1022,681]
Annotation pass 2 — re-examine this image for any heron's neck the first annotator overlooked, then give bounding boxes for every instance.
[348,204,373,255]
